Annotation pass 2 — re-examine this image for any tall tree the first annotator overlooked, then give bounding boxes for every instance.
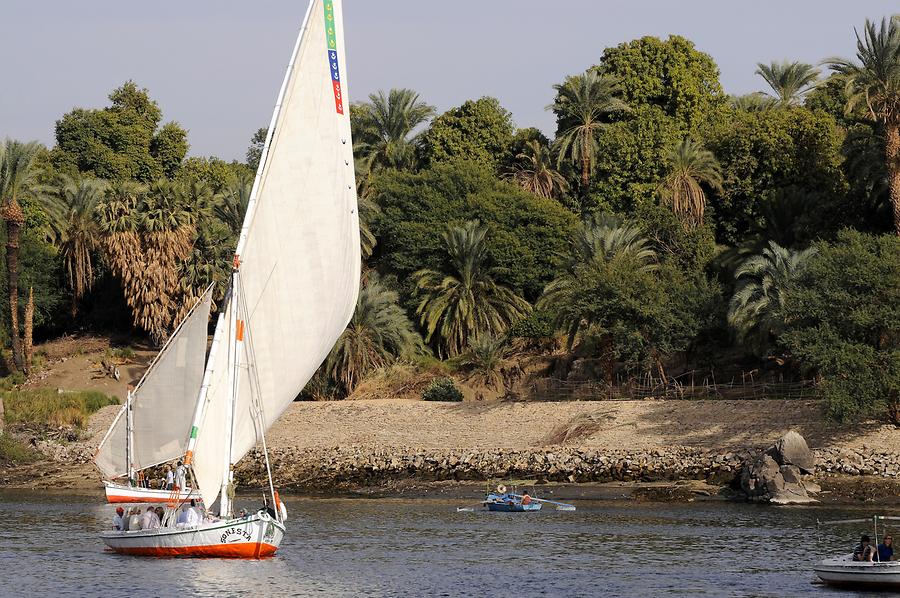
[47,176,108,316]
[0,139,44,370]
[827,17,900,235]
[353,89,435,173]
[326,275,421,393]
[419,97,514,170]
[550,71,627,194]
[506,139,569,199]
[97,179,194,343]
[783,231,900,422]
[539,216,657,357]
[52,81,187,182]
[658,139,723,228]
[728,241,817,356]
[245,127,267,171]
[755,61,820,105]
[413,221,531,357]
[596,35,727,130]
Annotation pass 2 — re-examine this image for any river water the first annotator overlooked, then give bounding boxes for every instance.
[0,490,889,597]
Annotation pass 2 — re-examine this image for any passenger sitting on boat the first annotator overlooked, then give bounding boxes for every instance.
[127,508,143,531]
[877,536,894,562]
[155,507,165,526]
[852,535,875,561]
[521,490,533,505]
[112,507,125,531]
[141,506,161,530]
[164,465,174,490]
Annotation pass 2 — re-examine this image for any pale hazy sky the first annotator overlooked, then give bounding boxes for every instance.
[0,1,892,161]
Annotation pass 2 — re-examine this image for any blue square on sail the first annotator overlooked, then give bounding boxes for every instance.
[329,50,341,82]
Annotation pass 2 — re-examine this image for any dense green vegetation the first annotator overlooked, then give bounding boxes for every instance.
[1,17,899,422]
[2,389,118,428]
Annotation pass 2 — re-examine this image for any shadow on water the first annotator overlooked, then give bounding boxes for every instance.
[0,491,891,597]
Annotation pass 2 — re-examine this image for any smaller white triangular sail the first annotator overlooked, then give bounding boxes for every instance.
[94,289,212,479]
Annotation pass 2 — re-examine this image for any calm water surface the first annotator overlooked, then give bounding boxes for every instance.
[0,491,890,597]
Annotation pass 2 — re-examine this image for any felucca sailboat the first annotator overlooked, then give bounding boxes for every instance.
[94,287,211,504]
[100,0,359,557]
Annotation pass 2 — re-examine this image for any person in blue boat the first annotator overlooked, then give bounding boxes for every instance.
[853,535,875,561]
[521,490,533,506]
[877,535,894,562]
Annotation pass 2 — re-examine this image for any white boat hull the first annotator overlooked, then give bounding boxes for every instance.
[101,511,283,558]
[814,556,900,589]
[104,481,197,504]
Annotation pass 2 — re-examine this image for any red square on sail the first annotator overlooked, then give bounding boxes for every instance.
[333,81,344,114]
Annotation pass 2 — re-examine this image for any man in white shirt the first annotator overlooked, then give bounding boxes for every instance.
[174,461,187,491]
[141,507,160,530]
[176,500,202,528]
[164,465,174,490]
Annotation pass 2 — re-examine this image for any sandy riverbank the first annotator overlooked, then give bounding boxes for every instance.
[3,398,898,505]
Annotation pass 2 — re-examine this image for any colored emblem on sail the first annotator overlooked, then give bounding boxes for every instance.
[323,0,343,114]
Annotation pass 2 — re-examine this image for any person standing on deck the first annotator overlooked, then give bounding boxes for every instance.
[164,465,174,490]
[174,460,187,491]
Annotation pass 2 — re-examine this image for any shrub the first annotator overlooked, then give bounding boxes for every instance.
[2,389,119,429]
[0,435,42,465]
[422,377,463,402]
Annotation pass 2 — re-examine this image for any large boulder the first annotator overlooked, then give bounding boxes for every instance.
[740,432,820,504]
[773,431,815,473]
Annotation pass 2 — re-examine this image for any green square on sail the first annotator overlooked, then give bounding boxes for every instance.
[323,0,337,50]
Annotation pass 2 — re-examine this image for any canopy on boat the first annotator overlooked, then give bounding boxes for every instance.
[94,288,212,479]
[191,0,360,507]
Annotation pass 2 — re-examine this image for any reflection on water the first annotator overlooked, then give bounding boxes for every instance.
[0,490,885,597]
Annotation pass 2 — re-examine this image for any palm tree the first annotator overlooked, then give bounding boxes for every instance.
[326,275,421,393]
[358,194,379,260]
[570,213,658,270]
[549,71,627,193]
[353,88,435,173]
[506,140,569,199]
[728,241,818,355]
[658,139,723,228]
[47,175,108,317]
[414,221,531,358]
[0,139,44,371]
[827,17,900,235]
[539,216,657,349]
[215,173,251,236]
[729,92,776,112]
[98,179,194,343]
[755,61,820,105]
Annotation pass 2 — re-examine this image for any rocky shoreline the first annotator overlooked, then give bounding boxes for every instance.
[233,440,900,500]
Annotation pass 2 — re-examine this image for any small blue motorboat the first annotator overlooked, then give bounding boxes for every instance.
[483,491,542,512]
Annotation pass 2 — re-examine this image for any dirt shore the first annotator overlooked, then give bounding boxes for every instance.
[3,398,898,505]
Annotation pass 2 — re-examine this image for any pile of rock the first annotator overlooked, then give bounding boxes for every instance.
[235,444,749,491]
[815,447,900,477]
[740,431,820,504]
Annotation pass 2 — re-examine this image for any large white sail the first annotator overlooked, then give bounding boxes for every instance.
[95,289,212,479]
[192,0,360,507]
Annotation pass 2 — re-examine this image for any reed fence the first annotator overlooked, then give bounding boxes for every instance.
[521,372,819,402]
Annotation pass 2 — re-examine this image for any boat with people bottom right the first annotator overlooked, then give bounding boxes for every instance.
[813,556,900,589]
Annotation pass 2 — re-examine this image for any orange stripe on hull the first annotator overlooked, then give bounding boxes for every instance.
[109,542,278,559]
[106,495,174,504]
